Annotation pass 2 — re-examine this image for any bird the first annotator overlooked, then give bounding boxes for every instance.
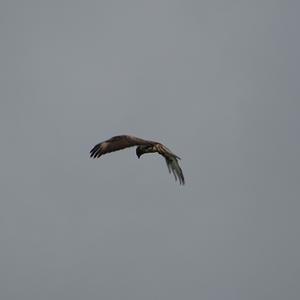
[90,135,185,185]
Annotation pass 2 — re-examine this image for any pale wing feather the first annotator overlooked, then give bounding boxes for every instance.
[156,143,184,185]
[155,144,181,159]
[165,157,185,185]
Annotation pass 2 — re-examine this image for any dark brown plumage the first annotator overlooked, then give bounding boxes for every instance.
[90,135,185,185]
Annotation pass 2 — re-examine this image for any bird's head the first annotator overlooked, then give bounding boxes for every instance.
[136,146,143,158]
[136,145,154,158]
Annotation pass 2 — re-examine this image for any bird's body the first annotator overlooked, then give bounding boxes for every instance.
[90,135,185,185]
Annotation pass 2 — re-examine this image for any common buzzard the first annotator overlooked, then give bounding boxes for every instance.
[90,135,185,185]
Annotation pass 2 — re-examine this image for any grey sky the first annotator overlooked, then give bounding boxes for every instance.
[1,1,300,299]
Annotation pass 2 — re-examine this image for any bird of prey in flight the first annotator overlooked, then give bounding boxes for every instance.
[90,135,185,185]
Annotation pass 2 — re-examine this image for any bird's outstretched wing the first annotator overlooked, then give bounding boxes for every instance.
[165,156,185,185]
[90,135,155,158]
[155,144,185,185]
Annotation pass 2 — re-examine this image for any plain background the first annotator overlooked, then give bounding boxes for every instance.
[1,1,299,299]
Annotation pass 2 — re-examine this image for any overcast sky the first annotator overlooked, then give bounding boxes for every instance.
[1,1,300,299]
